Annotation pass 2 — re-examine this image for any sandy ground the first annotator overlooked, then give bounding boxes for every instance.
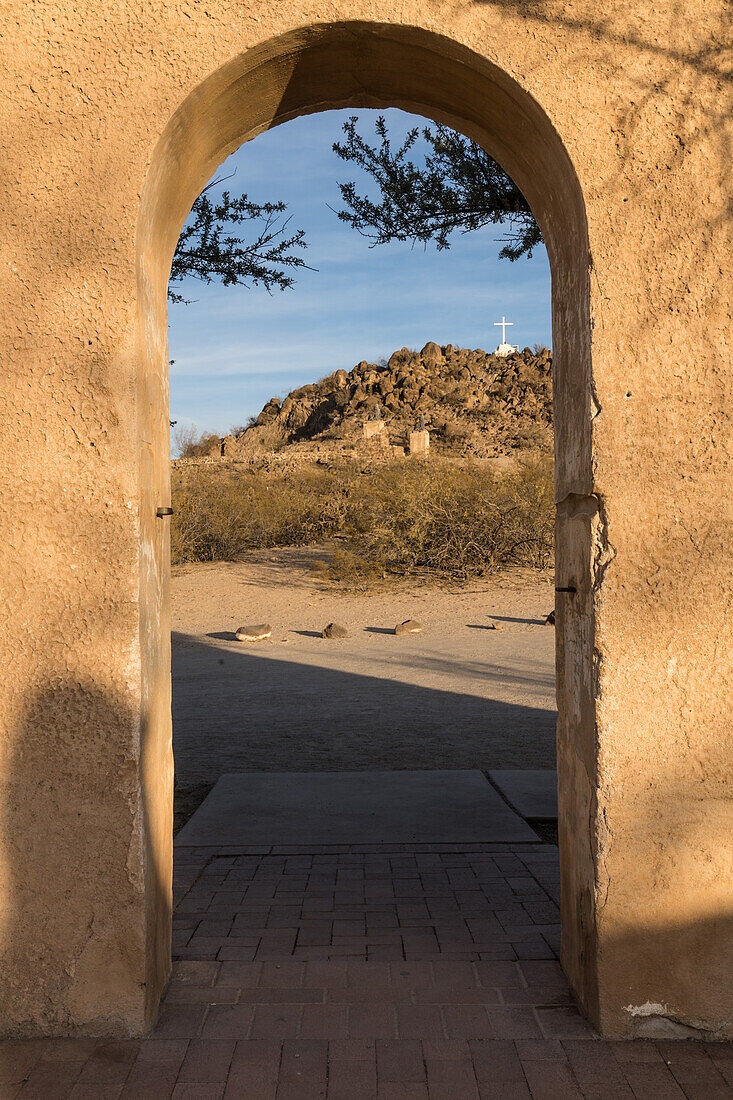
[172,547,557,805]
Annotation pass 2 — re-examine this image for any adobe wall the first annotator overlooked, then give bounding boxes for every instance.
[0,1,730,1037]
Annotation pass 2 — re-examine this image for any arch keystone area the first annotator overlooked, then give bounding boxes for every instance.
[0,7,731,1040]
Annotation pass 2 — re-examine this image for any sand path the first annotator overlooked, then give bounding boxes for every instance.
[172,548,558,792]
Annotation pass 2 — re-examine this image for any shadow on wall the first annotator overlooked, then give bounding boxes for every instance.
[3,683,731,1040]
[600,913,733,1040]
[467,0,732,334]
[0,682,169,1036]
[171,631,558,787]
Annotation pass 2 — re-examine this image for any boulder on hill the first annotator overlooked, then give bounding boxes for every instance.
[222,342,553,461]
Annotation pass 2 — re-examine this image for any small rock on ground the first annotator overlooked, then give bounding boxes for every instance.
[395,619,423,636]
[322,622,348,638]
[235,623,272,641]
[545,610,555,626]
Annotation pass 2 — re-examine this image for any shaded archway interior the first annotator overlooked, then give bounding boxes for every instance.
[135,21,594,1025]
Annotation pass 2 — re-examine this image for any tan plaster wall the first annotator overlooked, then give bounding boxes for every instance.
[0,1,730,1038]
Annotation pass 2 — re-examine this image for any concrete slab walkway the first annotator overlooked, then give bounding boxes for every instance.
[488,770,558,821]
[175,771,538,846]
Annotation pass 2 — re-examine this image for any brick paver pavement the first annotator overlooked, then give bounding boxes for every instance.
[2,843,731,1097]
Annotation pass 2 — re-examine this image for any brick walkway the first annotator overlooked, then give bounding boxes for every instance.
[2,844,732,1097]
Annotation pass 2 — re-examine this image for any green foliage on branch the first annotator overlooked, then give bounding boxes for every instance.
[332,116,542,261]
[169,178,311,303]
[168,116,542,305]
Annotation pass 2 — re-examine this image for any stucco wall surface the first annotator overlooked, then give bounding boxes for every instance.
[0,0,730,1038]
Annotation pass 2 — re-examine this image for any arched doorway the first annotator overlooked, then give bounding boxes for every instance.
[137,20,594,1030]
[3,11,729,1044]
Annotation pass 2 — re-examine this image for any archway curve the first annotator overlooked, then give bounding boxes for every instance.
[138,20,592,495]
[135,19,594,1026]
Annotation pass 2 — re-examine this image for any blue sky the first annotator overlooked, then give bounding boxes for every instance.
[169,109,551,439]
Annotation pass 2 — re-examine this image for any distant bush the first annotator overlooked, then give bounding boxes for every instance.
[327,455,553,583]
[173,424,222,458]
[170,455,554,581]
[170,464,350,564]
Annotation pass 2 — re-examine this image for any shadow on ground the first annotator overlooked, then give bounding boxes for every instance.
[172,632,557,793]
[474,614,549,626]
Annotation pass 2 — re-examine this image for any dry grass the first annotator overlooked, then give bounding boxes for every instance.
[170,464,349,563]
[171,455,554,584]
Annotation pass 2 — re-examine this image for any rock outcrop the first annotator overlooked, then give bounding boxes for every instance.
[221,341,552,460]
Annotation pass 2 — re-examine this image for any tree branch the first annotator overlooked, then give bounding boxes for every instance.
[169,181,314,302]
[332,116,542,261]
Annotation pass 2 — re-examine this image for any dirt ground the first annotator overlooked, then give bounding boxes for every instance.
[171,547,557,825]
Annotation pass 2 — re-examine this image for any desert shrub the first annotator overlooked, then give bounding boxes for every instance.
[173,424,222,458]
[171,465,350,563]
[328,455,553,582]
[171,455,554,579]
[319,548,384,590]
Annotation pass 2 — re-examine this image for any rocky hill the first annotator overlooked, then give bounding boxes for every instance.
[219,341,552,461]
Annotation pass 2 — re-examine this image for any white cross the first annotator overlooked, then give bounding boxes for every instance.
[493,316,514,344]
